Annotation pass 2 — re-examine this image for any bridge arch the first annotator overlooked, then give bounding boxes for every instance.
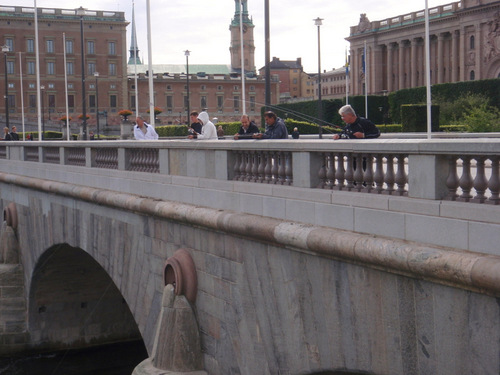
[28,243,145,352]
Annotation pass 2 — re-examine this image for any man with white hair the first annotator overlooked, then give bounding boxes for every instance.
[333,105,380,140]
[134,116,159,140]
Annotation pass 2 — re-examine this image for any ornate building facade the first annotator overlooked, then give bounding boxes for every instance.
[0,5,128,125]
[347,0,500,96]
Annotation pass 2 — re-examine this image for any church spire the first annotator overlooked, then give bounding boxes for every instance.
[128,1,142,65]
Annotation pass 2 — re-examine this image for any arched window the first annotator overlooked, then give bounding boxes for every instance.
[470,35,475,50]
[470,70,475,80]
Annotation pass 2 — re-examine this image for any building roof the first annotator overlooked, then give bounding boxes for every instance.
[267,57,303,70]
[127,64,233,76]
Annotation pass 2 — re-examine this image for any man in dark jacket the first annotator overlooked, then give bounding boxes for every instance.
[253,111,288,139]
[333,105,380,140]
[234,114,260,139]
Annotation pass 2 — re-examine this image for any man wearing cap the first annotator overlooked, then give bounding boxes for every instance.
[253,111,288,139]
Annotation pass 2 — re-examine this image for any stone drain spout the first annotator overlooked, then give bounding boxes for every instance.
[133,249,206,375]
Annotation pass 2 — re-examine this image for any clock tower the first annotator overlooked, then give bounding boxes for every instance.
[229,0,255,73]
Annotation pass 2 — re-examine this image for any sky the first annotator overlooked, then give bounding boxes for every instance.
[2,0,449,73]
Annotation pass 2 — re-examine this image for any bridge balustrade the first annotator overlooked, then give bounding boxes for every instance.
[0,139,498,204]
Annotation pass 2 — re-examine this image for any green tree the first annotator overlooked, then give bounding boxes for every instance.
[463,103,500,132]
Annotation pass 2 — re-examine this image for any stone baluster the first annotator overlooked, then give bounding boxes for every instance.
[472,157,488,203]
[264,152,273,183]
[257,152,266,183]
[373,155,385,194]
[244,152,252,181]
[239,151,246,181]
[362,154,374,193]
[271,152,279,184]
[233,151,242,180]
[278,152,286,185]
[285,152,293,186]
[251,152,259,182]
[458,156,473,201]
[487,156,499,205]
[345,153,355,190]
[395,155,407,196]
[384,155,396,194]
[326,153,336,189]
[353,153,364,191]
[445,155,459,200]
[317,153,327,189]
[335,153,345,190]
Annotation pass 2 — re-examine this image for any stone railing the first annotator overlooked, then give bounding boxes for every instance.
[0,139,498,204]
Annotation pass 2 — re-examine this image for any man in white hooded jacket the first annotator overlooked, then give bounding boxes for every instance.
[188,111,217,140]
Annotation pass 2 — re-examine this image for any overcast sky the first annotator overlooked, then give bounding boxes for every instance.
[3,0,449,72]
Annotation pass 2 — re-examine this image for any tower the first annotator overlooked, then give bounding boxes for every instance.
[128,2,142,65]
[229,0,255,73]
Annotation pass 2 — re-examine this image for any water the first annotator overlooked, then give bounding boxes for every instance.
[0,340,148,375]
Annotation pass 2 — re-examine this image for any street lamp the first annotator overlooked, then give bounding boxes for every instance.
[76,6,87,140]
[2,45,9,130]
[184,50,190,125]
[40,85,45,139]
[94,71,99,139]
[314,17,323,139]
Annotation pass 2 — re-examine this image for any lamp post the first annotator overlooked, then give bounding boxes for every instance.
[40,85,45,139]
[314,17,323,139]
[184,50,190,125]
[2,45,9,130]
[76,6,87,140]
[94,71,99,139]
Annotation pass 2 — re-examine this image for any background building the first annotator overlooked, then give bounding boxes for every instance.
[0,5,128,127]
[347,0,500,95]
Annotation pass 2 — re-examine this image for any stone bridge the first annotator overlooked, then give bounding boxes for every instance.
[0,139,499,375]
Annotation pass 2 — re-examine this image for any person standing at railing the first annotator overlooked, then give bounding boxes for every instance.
[134,117,159,140]
[189,111,203,135]
[333,105,380,140]
[188,111,217,140]
[234,114,260,139]
[9,126,19,141]
[2,127,12,141]
[253,111,288,139]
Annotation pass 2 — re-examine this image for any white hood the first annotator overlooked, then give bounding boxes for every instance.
[197,112,210,126]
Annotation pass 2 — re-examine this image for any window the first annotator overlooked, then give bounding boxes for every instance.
[68,83,73,89]
[110,84,116,89]
[68,95,75,108]
[89,83,95,89]
[8,94,15,108]
[29,83,35,89]
[8,83,14,88]
[470,35,475,50]
[167,85,172,90]
[250,96,255,111]
[217,85,223,91]
[184,95,188,109]
[66,61,74,75]
[217,95,223,109]
[65,40,73,54]
[26,39,34,53]
[27,61,35,75]
[89,94,96,108]
[201,85,206,90]
[166,95,173,110]
[88,62,96,75]
[201,96,207,108]
[7,61,14,75]
[470,70,475,80]
[234,85,239,91]
[108,63,116,76]
[249,85,255,91]
[110,95,117,108]
[130,95,136,110]
[108,41,116,55]
[48,94,55,111]
[46,40,54,53]
[47,62,55,75]
[48,83,54,89]
[5,38,13,52]
[87,40,95,54]
[29,94,36,108]
[234,96,240,112]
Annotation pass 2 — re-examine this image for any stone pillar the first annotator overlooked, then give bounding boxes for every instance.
[410,39,417,88]
[437,33,444,84]
[120,119,134,140]
[459,27,466,81]
[398,41,405,90]
[387,43,393,92]
[451,30,459,82]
